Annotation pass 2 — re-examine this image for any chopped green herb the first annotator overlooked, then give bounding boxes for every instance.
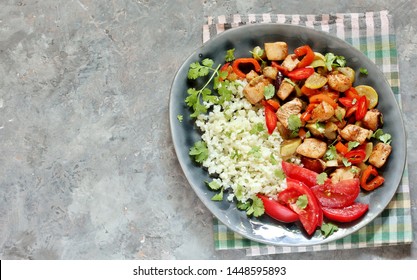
[206,180,222,190]
[321,222,339,238]
[251,46,265,60]
[237,200,250,210]
[246,196,265,217]
[288,114,302,132]
[189,141,208,163]
[211,188,224,201]
[275,169,286,180]
[324,145,337,161]
[250,122,265,135]
[187,59,214,79]
[263,84,275,100]
[225,48,235,62]
[342,157,352,167]
[372,128,392,144]
[296,195,308,210]
[359,67,368,75]
[283,78,296,87]
[269,153,278,165]
[177,114,183,122]
[324,53,346,71]
[347,141,360,151]
[317,172,328,185]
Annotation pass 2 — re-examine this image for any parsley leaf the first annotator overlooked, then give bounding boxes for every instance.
[187,59,214,79]
[342,157,352,167]
[317,172,328,185]
[206,180,222,190]
[359,67,368,75]
[225,48,235,62]
[324,53,346,71]
[189,141,208,163]
[237,200,250,210]
[211,188,224,201]
[177,114,183,122]
[246,196,265,217]
[324,145,337,161]
[321,222,339,238]
[296,195,308,210]
[263,84,275,100]
[288,114,302,132]
[250,46,265,60]
[347,141,360,151]
[372,128,392,144]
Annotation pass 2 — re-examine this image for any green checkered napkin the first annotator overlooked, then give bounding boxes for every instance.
[203,11,413,256]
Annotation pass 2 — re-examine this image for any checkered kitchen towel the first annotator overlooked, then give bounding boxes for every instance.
[204,11,413,256]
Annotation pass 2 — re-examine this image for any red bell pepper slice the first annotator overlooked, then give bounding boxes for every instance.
[281,161,319,188]
[344,149,366,164]
[257,194,299,223]
[360,165,385,191]
[309,93,338,109]
[322,203,369,223]
[345,87,361,100]
[311,178,360,208]
[355,95,368,121]
[283,178,323,235]
[287,67,314,80]
[301,85,320,97]
[294,45,315,68]
[232,58,261,78]
[338,97,355,108]
[335,141,349,155]
[262,101,278,134]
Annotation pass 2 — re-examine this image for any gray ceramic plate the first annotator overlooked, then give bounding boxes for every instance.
[169,24,406,246]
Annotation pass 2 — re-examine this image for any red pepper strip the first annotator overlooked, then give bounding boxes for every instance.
[294,45,315,68]
[232,58,261,79]
[266,99,280,111]
[301,85,320,97]
[335,141,349,155]
[360,165,385,191]
[271,61,290,76]
[287,67,315,80]
[309,93,338,109]
[355,95,368,121]
[262,101,278,134]
[345,87,361,100]
[345,105,357,117]
[339,97,355,107]
[300,103,317,122]
[344,149,366,164]
[219,63,230,81]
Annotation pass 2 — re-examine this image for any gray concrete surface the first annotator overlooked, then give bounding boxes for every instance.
[0,0,415,259]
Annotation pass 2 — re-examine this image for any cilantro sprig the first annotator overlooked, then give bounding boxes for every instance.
[324,53,347,71]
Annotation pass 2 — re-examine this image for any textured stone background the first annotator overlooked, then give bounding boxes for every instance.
[0,0,415,259]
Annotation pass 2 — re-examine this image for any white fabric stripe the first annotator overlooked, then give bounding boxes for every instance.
[366,12,376,62]
[351,13,360,49]
[321,14,330,32]
[277,14,286,24]
[336,13,345,39]
[248,14,256,23]
[215,23,225,35]
[207,16,213,25]
[262,13,272,23]
[233,14,241,24]
[203,24,210,43]
[218,15,226,24]
[306,14,316,29]
[291,14,300,25]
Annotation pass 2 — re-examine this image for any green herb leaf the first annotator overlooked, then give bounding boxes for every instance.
[359,67,368,75]
[189,141,208,163]
[249,146,262,158]
[211,188,224,201]
[177,114,183,122]
[324,145,337,161]
[250,122,265,135]
[342,157,352,167]
[324,53,346,71]
[317,172,328,185]
[275,169,286,180]
[372,128,392,144]
[321,222,339,238]
[206,180,222,190]
[288,114,302,132]
[269,153,278,165]
[251,46,264,60]
[246,196,265,217]
[296,195,308,210]
[225,48,235,62]
[237,201,250,210]
[263,84,275,100]
[347,141,360,151]
[188,60,213,79]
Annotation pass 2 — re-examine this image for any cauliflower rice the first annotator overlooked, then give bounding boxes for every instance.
[195,80,298,203]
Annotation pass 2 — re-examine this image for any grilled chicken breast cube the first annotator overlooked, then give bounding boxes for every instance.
[281,54,300,72]
[277,80,295,100]
[330,166,361,184]
[340,124,372,144]
[296,138,327,159]
[368,142,392,168]
[262,66,278,80]
[276,97,303,128]
[264,42,288,61]
[327,72,352,92]
[311,101,335,122]
[245,70,259,82]
[243,75,270,104]
[362,109,383,131]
